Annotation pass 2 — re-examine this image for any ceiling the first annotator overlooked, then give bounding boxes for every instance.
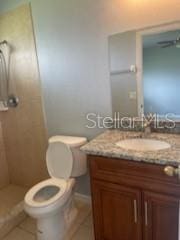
[143,30,180,49]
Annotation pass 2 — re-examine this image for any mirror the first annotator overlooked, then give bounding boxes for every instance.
[109,31,138,118]
[109,23,180,120]
[143,30,180,117]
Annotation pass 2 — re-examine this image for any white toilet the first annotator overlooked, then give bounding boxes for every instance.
[24,136,87,240]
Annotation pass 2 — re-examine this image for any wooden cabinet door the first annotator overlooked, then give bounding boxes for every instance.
[143,191,179,240]
[91,180,142,240]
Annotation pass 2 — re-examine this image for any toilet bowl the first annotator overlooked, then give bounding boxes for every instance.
[24,136,87,240]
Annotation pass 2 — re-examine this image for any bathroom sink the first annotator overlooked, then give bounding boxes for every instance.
[116,138,171,152]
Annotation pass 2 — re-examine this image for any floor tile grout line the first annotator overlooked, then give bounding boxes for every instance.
[68,212,92,240]
[69,221,88,239]
[18,225,36,236]
[70,222,94,239]
[81,213,93,227]
[2,225,35,240]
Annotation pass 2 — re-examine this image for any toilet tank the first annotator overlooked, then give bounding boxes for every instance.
[49,136,87,177]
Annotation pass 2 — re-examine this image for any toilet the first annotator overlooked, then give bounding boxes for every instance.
[24,136,87,240]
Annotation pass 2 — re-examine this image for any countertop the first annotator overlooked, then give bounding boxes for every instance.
[81,130,180,166]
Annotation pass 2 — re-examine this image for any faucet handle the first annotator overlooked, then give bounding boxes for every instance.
[143,121,150,127]
[143,120,151,128]
[143,113,154,128]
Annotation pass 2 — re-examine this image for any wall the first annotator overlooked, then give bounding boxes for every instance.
[144,46,180,115]
[0,4,48,187]
[0,0,180,137]
[0,122,9,189]
[0,0,180,195]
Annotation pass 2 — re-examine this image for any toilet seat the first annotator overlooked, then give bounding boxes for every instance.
[25,178,69,208]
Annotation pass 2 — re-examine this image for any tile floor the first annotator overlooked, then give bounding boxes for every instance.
[0,185,28,239]
[2,200,94,240]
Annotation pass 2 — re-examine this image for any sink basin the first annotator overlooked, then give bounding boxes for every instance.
[116,138,171,152]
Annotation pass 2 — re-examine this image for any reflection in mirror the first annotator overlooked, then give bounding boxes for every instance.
[109,31,138,118]
[143,30,180,118]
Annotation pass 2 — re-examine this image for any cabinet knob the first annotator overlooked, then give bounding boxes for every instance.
[164,166,180,177]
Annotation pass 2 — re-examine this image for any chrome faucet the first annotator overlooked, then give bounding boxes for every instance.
[141,113,155,137]
[142,121,152,137]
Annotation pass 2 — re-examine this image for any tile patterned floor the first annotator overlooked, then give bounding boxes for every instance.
[2,200,94,240]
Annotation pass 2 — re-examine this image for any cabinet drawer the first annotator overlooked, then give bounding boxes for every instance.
[89,155,180,196]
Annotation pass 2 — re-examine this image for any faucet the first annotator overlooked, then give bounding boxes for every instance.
[144,121,151,134]
[141,112,154,138]
[141,120,152,138]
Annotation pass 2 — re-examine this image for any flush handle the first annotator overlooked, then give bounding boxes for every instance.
[164,166,180,178]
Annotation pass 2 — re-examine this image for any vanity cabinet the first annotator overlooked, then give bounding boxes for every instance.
[143,192,179,240]
[89,155,180,240]
[92,180,142,240]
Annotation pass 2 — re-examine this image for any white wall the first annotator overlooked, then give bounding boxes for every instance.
[1,0,180,195]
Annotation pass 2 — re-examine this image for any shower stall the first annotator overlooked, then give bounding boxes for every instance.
[0,40,27,239]
[0,4,48,239]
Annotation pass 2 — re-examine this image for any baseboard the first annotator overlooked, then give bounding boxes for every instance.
[74,192,91,204]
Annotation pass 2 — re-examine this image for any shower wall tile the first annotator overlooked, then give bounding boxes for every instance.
[0,122,9,188]
[0,4,49,187]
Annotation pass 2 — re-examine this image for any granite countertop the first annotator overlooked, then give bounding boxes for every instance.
[81,130,180,166]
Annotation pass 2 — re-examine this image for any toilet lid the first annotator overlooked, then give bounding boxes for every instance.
[49,136,87,147]
[46,142,73,179]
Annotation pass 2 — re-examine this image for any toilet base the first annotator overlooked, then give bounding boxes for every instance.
[37,212,65,240]
[36,196,78,240]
